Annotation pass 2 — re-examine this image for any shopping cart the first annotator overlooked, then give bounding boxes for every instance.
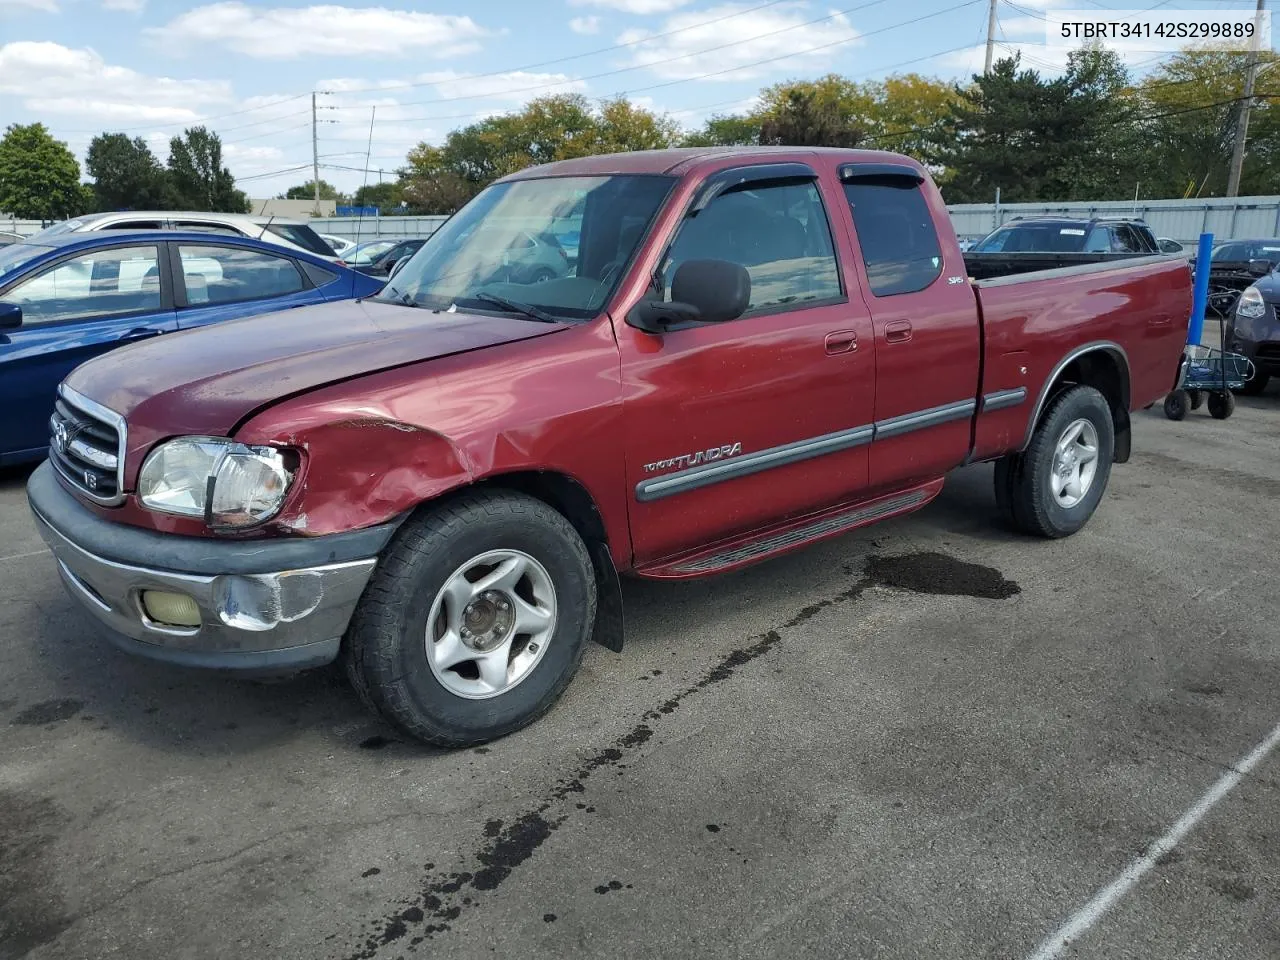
[1164,344,1255,420]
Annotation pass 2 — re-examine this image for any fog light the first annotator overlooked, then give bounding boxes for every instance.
[141,590,202,627]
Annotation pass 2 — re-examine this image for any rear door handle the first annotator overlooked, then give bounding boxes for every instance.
[884,320,912,343]
[824,330,858,355]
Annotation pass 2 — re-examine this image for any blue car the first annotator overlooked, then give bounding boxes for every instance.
[0,231,386,464]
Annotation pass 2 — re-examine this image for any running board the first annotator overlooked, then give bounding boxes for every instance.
[634,479,943,580]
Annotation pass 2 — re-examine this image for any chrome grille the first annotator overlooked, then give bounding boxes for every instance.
[49,385,127,505]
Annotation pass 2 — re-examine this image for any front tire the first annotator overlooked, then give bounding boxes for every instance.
[1164,390,1190,420]
[1004,385,1115,539]
[343,491,597,747]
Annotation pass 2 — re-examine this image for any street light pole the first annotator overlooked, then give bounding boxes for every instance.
[1226,0,1266,197]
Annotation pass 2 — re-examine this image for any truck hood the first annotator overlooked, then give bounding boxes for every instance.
[65,297,568,449]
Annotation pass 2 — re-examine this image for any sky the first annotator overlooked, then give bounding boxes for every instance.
[0,0,1272,198]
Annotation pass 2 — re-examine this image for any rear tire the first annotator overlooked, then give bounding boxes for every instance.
[1164,390,1190,421]
[1207,391,1235,420]
[1005,385,1114,539]
[342,490,596,747]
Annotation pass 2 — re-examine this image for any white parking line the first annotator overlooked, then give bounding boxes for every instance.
[1026,720,1280,960]
[0,548,48,562]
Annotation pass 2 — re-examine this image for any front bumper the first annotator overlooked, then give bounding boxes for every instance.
[27,462,398,673]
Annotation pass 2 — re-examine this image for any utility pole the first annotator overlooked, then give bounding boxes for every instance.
[312,91,321,214]
[984,0,998,74]
[1226,0,1266,198]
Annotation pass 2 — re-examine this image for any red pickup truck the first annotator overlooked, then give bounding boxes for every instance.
[27,148,1192,746]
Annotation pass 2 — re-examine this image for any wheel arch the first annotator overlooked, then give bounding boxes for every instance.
[409,469,626,652]
[1021,341,1132,462]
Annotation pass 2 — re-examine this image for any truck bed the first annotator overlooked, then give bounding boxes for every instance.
[963,251,1160,282]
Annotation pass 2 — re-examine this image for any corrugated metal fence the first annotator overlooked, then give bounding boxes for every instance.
[947,196,1280,245]
[9,197,1280,246]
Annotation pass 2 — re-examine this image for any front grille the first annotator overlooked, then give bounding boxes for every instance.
[49,385,127,505]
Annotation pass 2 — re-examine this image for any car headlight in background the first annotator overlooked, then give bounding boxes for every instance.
[1236,285,1266,319]
[138,437,293,527]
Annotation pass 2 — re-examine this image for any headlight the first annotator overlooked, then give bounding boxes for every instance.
[1236,285,1266,319]
[138,437,293,527]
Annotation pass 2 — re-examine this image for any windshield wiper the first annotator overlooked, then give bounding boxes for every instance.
[471,293,560,324]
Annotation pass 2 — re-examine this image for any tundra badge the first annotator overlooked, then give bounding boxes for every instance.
[644,442,742,474]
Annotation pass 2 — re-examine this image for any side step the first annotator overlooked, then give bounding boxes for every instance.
[634,479,944,580]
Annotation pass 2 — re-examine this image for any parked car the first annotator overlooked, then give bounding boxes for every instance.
[341,239,398,267]
[0,231,384,464]
[1227,262,1280,395]
[27,147,1190,747]
[970,217,1160,254]
[27,212,339,262]
[351,237,428,278]
[320,234,357,258]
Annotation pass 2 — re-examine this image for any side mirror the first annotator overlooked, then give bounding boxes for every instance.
[0,302,21,330]
[1247,258,1272,276]
[625,259,751,334]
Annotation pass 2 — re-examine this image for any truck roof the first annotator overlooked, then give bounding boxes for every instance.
[500,146,922,180]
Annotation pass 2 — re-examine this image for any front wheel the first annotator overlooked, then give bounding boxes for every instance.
[342,491,597,747]
[1164,390,1190,420]
[1002,385,1115,539]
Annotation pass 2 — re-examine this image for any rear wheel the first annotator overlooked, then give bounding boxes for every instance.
[1003,385,1114,539]
[1208,390,1235,420]
[342,491,596,747]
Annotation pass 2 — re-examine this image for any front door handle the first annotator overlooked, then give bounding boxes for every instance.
[117,327,163,343]
[824,330,858,355]
[884,320,913,343]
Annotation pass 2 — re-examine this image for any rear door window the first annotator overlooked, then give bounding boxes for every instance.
[177,244,305,305]
[101,220,164,230]
[843,177,942,296]
[175,221,243,237]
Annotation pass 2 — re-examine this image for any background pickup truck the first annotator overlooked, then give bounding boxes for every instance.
[27,147,1192,747]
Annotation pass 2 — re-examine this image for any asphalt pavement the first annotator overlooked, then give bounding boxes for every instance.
[2,387,1277,960]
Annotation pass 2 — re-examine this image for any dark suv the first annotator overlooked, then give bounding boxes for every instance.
[970,217,1160,254]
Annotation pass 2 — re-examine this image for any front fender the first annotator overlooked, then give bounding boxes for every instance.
[244,416,474,536]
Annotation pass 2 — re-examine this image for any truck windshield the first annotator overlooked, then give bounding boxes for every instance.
[377,174,674,320]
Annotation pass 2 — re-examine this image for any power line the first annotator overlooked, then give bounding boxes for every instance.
[350,0,904,110]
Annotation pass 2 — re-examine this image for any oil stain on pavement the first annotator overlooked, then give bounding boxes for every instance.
[340,551,1020,959]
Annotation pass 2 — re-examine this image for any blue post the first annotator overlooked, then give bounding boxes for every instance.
[1187,232,1213,346]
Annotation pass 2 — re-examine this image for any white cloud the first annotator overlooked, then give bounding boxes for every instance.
[0,0,59,12]
[146,3,489,60]
[101,0,145,11]
[322,69,587,110]
[619,2,861,81]
[938,39,1159,77]
[568,15,600,34]
[0,41,232,124]
[570,0,690,13]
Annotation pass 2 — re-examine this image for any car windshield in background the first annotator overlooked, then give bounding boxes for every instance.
[263,223,334,256]
[970,223,1092,253]
[0,242,52,277]
[378,174,674,321]
[346,240,397,265]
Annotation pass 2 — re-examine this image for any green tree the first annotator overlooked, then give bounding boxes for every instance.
[681,114,762,147]
[86,133,170,211]
[1136,49,1280,198]
[352,181,406,211]
[283,179,342,201]
[0,123,86,220]
[167,127,248,212]
[756,75,864,147]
